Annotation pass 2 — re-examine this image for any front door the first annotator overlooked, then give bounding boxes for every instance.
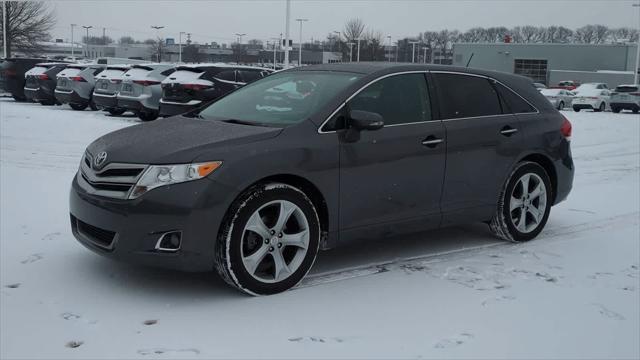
[338,73,446,235]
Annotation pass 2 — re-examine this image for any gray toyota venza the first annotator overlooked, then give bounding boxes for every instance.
[70,63,574,295]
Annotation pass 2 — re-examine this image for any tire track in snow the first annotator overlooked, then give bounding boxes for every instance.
[298,211,639,289]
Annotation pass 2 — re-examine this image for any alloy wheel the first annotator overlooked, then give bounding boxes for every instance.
[509,173,547,233]
[241,200,310,283]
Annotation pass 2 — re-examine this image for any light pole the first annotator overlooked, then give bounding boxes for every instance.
[409,41,419,63]
[283,0,291,68]
[2,2,7,58]
[347,42,355,62]
[386,35,391,62]
[82,25,92,58]
[423,46,428,64]
[633,3,640,84]
[295,18,308,66]
[270,37,280,70]
[151,25,164,62]
[70,24,77,59]
[178,31,186,63]
[333,31,341,54]
[356,38,361,62]
[234,33,246,64]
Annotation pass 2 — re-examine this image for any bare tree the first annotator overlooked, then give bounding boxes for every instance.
[344,18,365,42]
[592,25,609,44]
[83,35,113,45]
[118,36,136,45]
[362,29,384,61]
[575,25,596,43]
[146,37,165,62]
[0,1,55,57]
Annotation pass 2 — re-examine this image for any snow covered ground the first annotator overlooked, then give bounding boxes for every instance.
[1,98,638,359]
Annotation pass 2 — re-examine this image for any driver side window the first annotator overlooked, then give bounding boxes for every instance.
[348,73,431,126]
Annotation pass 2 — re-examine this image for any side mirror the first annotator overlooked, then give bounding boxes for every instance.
[349,110,384,131]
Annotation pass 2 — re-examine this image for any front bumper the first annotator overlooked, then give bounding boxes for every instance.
[69,173,237,272]
[55,89,88,105]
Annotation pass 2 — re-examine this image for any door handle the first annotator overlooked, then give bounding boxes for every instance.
[500,126,518,136]
[421,136,444,148]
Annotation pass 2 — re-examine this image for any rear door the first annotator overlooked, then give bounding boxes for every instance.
[432,72,532,225]
[338,72,446,235]
[24,66,47,89]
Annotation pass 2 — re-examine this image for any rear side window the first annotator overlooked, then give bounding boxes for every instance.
[349,73,431,126]
[214,70,236,82]
[160,68,175,77]
[494,82,536,114]
[432,73,502,119]
[237,70,263,84]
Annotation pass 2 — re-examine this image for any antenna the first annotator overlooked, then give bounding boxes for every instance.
[466,52,474,68]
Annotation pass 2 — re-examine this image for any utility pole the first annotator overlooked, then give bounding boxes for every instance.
[283,0,291,68]
[295,18,308,66]
[70,24,76,59]
[179,31,185,63]
[2,2,6,58]
[270,37,279,70]
[151,25,164,62]
[82,25,92,58]
[356,38,361,62]
[423,46,428,64]
[102,27,106,45]
[386,35,391,62]
[235,33,245,64]
[333,31,341,54]
[409,41,419,63]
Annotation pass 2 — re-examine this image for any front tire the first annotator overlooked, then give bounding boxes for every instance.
[138,111,158,121]
[573,107,580,112]
[489,162,552,242]
[214,183,320,295]
[107,108,126,116]
[594,102,605,112]
[611,107,621,113]
[557,101,564,110]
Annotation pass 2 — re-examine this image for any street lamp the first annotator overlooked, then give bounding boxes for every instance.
[409,41,419,63]
[179,31,186,63]
[270,37,280,70]
[151,25,165,62]
[235,33,246,45]
[70,24,77,59]
[633,3,640,84]
[82,25,92,59]
[295,18,308,66]
[356,38,362,62]
[283,0,291,68]
[386,35,391,62]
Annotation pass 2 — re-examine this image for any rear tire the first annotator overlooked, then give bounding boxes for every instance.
[489,162,552,242]
[611,107,621,113]
[69,103,88,111]
[12,95,26,102]
[633,108,639,114]
[138,111,158,121]
[107,108,126,116]
[40,100,55,106]
[573,107,580,112]
[594,102,605,112]
[214,183,320,295]
[557,101,564,110]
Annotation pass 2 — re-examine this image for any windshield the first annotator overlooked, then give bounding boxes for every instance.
[198,71,362,126]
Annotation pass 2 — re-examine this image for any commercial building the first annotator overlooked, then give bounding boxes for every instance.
[452,43,639,86]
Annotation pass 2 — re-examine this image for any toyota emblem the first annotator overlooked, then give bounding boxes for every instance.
[94,151,108,168]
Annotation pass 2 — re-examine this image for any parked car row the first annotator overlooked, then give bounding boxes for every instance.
[1,57,273,121]
[539,81,639,113]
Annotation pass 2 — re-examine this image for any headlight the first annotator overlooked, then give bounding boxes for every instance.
[129,161,222,199]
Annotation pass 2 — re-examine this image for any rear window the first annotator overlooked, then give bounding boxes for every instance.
[123,68,152,79]
[237,70,263,83]
[214,70,236,82]
[163,69,204,82]
[25,66,48,76]
[98,69,126,78]
[615,86,638,93]
[432,73,502,119]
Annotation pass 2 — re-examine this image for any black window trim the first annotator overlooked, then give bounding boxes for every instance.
[319,70,539,134]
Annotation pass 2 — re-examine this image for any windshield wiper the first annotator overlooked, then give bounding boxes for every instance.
[221,119,263,126]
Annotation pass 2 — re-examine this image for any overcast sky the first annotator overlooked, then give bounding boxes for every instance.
[49,0,640,45]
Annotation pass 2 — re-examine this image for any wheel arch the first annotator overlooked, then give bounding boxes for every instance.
[232,174,330,249]
[517,153,558,204]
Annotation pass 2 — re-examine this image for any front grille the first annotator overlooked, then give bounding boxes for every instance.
[78,152,147,199]
[71,215,116,250]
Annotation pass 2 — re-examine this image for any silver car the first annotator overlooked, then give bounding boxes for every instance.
[540,88,574,110]
[117,63,176,121]
[610,85,640,114]
[93,64,130,115]
[55,64,106,110]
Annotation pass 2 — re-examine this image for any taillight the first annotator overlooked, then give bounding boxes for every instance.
[4,69,16,77]
[38,74,50,80]
[70,76,86,82]
[610,92,618,96]
[110,79,122,84]
[133,80,160,86]
[183,84,212,91]
[588,97,598,100]
[630,92,640,96]
[561,116,572,141]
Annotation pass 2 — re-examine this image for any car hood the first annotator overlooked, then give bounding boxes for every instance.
[86,116,283,164]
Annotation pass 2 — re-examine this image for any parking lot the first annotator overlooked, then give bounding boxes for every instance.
[1,99,639,359]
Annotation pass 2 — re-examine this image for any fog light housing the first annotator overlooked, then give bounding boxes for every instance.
[155,231,182,252]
